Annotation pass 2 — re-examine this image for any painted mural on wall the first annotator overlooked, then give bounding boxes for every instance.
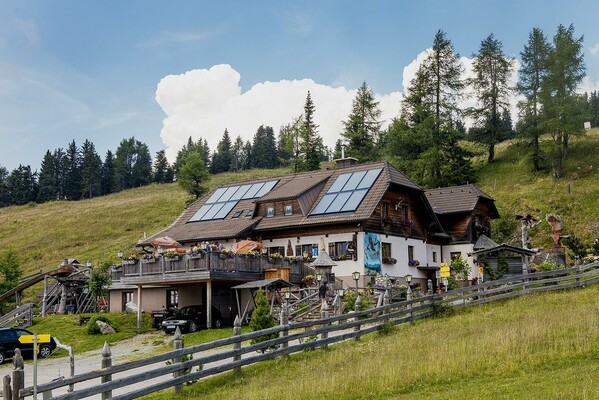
[364,232,381,274]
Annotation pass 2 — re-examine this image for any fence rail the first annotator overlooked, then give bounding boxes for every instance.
[10,261,599,399]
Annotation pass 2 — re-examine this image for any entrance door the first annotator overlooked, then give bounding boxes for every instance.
[122,291,133,312]
[211,284,235,326]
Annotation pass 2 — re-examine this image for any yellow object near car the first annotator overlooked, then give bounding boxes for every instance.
[18,334,51,344]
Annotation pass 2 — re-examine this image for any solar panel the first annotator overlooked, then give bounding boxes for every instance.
[188,180,279,223]
[310,168,382,216]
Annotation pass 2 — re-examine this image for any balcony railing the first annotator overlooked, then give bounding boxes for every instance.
[112,253,307,283]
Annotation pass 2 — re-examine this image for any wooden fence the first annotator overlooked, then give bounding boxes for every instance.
[9,261,599,399]
[0,303,33,329]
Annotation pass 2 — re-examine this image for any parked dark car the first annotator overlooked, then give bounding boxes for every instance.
[161,305,222,334]
[0,328,57,364]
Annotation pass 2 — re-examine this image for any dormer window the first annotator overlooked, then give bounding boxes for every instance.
[232,210,243,219]
[266,207,275,217]
[284,205,293,216]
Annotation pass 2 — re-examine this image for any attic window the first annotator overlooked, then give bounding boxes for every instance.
[246,210,254,217]
[284,205,293,216]
[232,210,243,219]
[266,207,275,217]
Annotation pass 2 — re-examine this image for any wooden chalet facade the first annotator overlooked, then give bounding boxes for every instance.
[109,160,499,327]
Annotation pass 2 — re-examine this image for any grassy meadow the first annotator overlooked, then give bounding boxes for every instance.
[142,284,599,400]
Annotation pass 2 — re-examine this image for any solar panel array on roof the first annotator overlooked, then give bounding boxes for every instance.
[188,180,279,222]
[310,168,382,216]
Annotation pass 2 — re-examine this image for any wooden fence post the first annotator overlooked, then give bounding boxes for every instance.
[383,289,390,318]
[354,295,362,340]
[233,315,242,372]
[320,300,329,349]
[173,327,183,394]
[12,348,24,400]
[101,342,112,400]
[279,304,289,358]
[3,375,11,400]
[575,265,582,288]
[406,287,413,325]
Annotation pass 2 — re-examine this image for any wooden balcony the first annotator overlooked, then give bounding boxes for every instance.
[111,253,308,286]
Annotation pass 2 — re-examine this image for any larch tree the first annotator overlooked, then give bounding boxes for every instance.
[540,24,585,178]
[469,33,514,164]
[517,27,552,173]
[388,30,474,187]
[177,152,210,199]
[341,82,382,162]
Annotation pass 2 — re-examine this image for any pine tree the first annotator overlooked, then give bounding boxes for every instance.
[248,288,277,352]
[299,92,321,171]
[37,150,59,203]
[469,34,514,163]
[101,150,116,195]
[64,140,82,200]
[80,139,103,198]
[114,137,152,190]
[230,136,248,172]
[211,129,233,174]
[5,165,38,205]
[341,82,382,162]
[540,24,586,178]
[0,165,8,207]
[153,150,174,183]
[173,137,211,175]
[0,247,22,297]
[251,125,278,169]
[517,27,551,173]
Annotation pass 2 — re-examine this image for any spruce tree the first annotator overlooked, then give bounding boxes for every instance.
[469,34,514,163]
[211,129,233,174]
[230,136,248,172]
[0,165,8,207]
[341,82,382,162]
[299,92,321,171]
[248,288,277,352]
[517,27,551,173]
[153,150,174,183]
[37,150,59,203]
[80,139,102,198]
[64,140,82,200]
[5,165,38,205]
[101,150,116,195]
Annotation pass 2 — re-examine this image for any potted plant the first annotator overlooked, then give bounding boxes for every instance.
[122,252,139,264]
[164,250,180,260]
[382,257,397,264]
[268,253,283,262]
[302,275,314,286]
[408,259,420,267]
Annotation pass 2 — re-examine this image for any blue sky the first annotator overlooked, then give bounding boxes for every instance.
[1,1,598,171]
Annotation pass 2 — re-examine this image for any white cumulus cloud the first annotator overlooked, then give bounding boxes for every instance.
[155,64,402,161]
[590,43,599,57]
[155,53,525,162]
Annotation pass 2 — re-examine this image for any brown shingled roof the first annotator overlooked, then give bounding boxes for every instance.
[258,170,333,201]
[142,161,444,244]
[424,184,498,216]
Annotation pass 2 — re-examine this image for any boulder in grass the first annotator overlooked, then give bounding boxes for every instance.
[96,320,116,334]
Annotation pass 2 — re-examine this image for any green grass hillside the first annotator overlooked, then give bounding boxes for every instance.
[144,284,599,400]
[473,128,599,250]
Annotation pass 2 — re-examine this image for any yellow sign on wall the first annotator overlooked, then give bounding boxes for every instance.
[440,262,450,277]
